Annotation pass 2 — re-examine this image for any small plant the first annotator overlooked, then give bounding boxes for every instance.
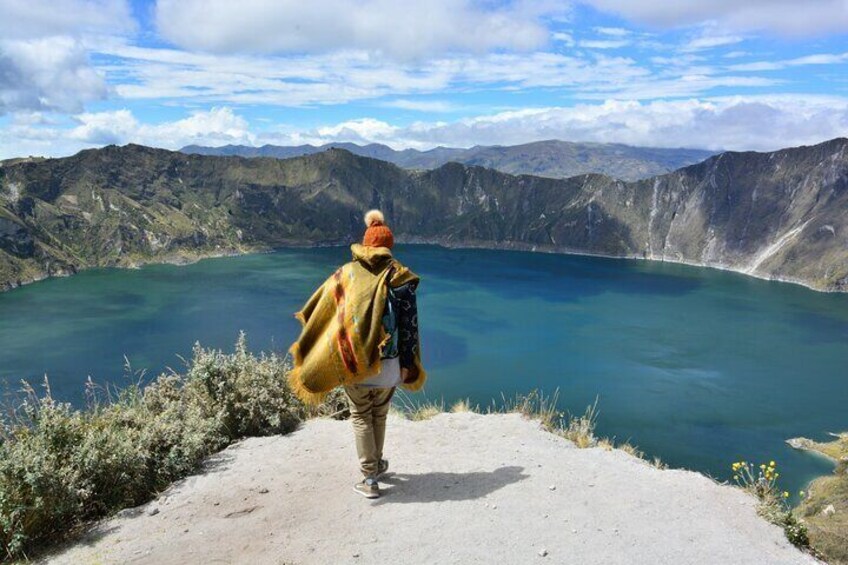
[409,405,443,421]
[450,399,477,413]
[497,389,561,430]
[560,399,599,449]
[730,460,812,550]
[731,460,784,500]
[392,390,444,421]
[616,441,645,460]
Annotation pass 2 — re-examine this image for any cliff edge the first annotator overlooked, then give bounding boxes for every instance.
[44,412,817,564]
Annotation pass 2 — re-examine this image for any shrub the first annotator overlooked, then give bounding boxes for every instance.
[184,332,301,439]
[0,334,331,561]
[730,460,813,551]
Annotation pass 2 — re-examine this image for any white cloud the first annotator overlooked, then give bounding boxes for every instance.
[154,0,560,59]
[92,43,670,106]
[70,107,255,147]
[683,34,744,51]
[260,96,848,153]
[579,39,630,49]
[593,26,631,36]
[552,32,575,46]
[0,1,133,116]
[0,36,109,114]
[3,96,848,160]
[573,72,779,100]
[0,107,254,158]
[729,52,848,72]
[580,0,848,36]
[313,118,399,144]
[381,99,459,112]
[0,0,134,39]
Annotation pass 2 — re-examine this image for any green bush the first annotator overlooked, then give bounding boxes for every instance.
[0,333,321,560]
[185,332,301,439]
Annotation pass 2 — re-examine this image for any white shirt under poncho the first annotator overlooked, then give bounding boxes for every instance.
[358,356,401,388]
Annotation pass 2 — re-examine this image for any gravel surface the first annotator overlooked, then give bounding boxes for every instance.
[44,412,819,564]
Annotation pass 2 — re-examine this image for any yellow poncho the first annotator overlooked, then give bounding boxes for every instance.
[288,244,427,404]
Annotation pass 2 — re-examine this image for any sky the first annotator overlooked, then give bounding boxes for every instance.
[0,0,847,159]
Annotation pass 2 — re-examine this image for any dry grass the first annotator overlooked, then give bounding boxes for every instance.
[392,390,444,421]
[558,399,600,449]
[391,389,660,468]
[409,405,443,421]
[498,389,561,431]
[651,456,668,470]
[450,399,476,413]
[617,442,646,460]
[796,438,848,564]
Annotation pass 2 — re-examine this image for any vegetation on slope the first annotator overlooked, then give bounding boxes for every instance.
[3,139,847,294]
[0,334,344,560]
[792,434,848,564]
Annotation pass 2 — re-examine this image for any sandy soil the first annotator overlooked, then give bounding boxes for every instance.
[44,412,819,564]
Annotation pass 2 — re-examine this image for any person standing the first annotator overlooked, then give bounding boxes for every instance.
[288,210,426,498]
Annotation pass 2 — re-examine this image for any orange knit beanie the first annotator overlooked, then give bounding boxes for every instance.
[362,209,394,248]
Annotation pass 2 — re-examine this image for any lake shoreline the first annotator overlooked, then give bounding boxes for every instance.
[2,238,845,296]
[786,433,848,563]
[787,435,847,464]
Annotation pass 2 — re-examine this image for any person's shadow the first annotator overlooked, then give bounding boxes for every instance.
[374,466,527,504]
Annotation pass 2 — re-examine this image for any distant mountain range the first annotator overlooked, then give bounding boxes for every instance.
[181,140,716,182]
[1,139,846,292]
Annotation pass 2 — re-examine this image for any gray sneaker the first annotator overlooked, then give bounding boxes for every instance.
[377,459,389,477]
[354,477,380,499]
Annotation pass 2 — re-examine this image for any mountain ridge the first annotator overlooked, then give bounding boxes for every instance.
[1,138,846,293]
[181,139,717,182]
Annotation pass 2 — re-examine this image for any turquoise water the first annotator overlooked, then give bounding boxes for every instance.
[1,245,846,497]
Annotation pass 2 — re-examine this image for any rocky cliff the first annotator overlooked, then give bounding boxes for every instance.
[1,139,846,292]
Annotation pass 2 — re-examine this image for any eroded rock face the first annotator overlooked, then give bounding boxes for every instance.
[1,139,847,291]
[0,217,34,258]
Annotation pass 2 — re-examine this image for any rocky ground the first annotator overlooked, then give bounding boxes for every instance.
[43,413,819,564]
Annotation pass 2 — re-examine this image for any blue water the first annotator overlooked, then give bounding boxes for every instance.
[1,245,846,498]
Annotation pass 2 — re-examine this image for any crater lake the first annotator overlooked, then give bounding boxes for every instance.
[1,245,846,498]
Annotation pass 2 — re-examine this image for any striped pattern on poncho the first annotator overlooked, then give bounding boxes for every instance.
[288,244,427,404]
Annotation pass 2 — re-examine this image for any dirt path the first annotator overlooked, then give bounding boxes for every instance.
[44,413,818,564]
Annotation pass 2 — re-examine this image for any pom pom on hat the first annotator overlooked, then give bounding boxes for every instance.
[364,209,385,227]
[362,209,394,248]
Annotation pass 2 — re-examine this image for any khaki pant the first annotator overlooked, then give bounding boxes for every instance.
[343,385,395,478]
